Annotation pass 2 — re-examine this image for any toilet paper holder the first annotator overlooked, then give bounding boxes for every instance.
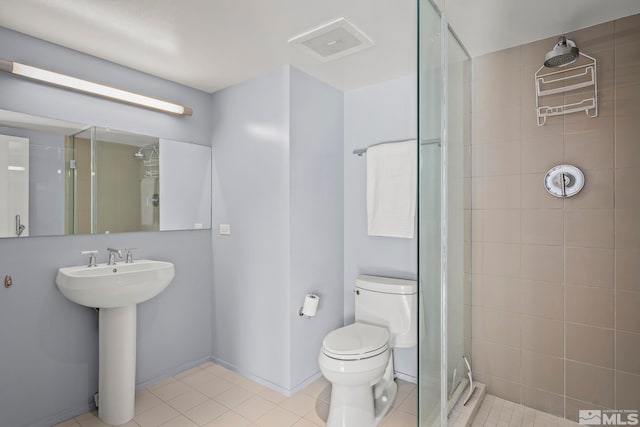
[298,294,319,317]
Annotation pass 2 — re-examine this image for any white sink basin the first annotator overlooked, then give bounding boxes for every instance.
[56,259,175,425]
[56,259,175,308]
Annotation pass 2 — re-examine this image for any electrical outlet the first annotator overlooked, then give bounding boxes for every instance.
[219,224,231,235]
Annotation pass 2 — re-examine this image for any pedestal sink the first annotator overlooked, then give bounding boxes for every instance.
[56,260,175,425]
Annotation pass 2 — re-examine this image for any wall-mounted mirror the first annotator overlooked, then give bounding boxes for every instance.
[0,109,211,238]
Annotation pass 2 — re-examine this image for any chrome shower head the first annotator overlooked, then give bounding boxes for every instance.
[134,144,159,159]
[544,36,580,68]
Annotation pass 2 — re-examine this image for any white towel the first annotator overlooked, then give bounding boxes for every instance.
[367,140,417,238]
[140,177,157,226]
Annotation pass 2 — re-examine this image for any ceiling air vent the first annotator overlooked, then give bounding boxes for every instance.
[288,17,375,62]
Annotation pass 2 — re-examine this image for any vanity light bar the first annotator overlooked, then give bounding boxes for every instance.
[0,58,193,116]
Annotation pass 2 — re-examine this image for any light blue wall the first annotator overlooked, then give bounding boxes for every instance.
[210,66,292,390]
[0,26,213,427]
[289,67,344,389]
[343,75,418,381]
[210,66,345,393]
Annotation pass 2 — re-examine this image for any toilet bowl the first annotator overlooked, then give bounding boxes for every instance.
[318,275,417,427]
[318,323,397,427]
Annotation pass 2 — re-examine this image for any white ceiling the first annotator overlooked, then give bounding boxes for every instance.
[0,0,638,93]
[442,0,640,58]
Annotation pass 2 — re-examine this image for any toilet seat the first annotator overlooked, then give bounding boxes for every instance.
[322,323,389,361]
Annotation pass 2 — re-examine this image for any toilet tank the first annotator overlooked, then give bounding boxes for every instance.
[354,275,417,348]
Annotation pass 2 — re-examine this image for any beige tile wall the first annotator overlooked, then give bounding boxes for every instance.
[96,141,143,233]
[470,13,640,422]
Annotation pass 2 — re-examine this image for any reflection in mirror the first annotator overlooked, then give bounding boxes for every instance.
[0,133,29,237]
[0,109,211,238]
[159,139,212,231]
[66,128,162,234]
[0,110,86,238]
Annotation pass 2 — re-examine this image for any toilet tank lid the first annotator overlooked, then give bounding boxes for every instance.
[356,275,417,295]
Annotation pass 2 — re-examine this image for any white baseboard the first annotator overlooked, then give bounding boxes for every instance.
[395,371,417,384]
[137,355,212,389]
[212,357,295,396]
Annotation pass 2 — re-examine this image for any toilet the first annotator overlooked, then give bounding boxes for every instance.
[318,275,417,427]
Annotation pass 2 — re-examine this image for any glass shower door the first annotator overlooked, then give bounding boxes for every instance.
[418,0,471,425]
[418,0,443,424]
[445,24,471,415]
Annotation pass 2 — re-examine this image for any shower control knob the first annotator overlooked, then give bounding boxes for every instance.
[544,164,584,198]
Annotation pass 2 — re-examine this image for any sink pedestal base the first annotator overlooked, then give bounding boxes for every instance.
[98,305,137,425]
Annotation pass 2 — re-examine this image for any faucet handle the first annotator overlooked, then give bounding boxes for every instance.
[81,250,98,267]
[124,248,137,264]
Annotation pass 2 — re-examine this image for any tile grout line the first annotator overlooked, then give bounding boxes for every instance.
[519,43,524,409]
[612,17,617,412]
[561,73,567,421]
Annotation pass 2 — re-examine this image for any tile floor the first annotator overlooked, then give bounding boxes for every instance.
[52,363,586,427]
[54,361,418,427]
[472,394,580,427]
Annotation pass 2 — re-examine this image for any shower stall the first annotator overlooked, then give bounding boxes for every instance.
[418,0,471,425]
[418,0,640,424]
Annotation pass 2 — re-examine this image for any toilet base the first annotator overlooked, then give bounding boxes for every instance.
[372,352,397,425]
[325,354,397,427]
[326,380,398,427]
[327,382,376,427]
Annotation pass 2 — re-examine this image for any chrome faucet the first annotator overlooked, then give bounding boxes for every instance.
[124,248,137,264]
[81,250,98,267]
[107,248,123,265]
